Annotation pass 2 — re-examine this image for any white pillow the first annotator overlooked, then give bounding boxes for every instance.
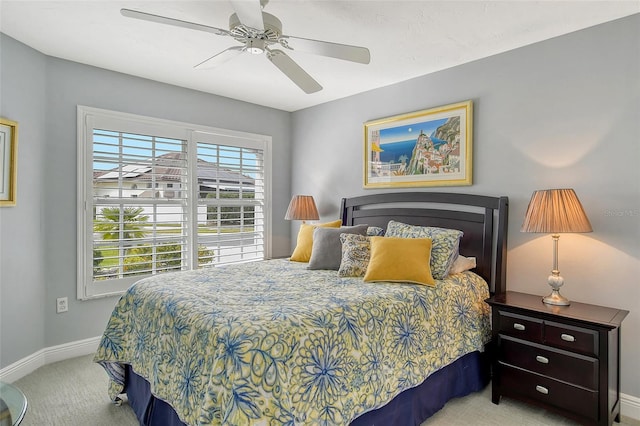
[448,255,476,274]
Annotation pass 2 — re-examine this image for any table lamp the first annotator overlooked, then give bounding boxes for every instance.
[285,195,319,222]
[521,189,592,306]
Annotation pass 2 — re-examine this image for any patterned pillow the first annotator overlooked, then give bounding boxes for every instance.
[338,234,371,277]
[385,220,463,279]
[366,226,385,237]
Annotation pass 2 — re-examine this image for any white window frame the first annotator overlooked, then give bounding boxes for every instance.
[77,106,272,300]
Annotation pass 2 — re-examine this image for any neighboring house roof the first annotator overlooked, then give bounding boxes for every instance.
[96,164,152,180]
[94,152,255,186]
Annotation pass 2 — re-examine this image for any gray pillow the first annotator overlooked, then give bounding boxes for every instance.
[308,225,369,270]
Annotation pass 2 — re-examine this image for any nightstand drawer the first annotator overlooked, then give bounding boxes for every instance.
[498,336,598,389]
[500,364,598,421]
[544,320,598,356]
[497,311,543,343]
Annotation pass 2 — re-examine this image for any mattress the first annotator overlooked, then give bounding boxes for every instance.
[94,258,491,425]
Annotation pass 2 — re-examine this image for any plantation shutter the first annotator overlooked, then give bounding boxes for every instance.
[92,130,190,286]
[194,131,266,265]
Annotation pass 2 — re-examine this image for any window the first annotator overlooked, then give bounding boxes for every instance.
[77,106,271,299]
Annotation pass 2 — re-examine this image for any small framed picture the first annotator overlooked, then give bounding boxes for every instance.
[0,118,18,206]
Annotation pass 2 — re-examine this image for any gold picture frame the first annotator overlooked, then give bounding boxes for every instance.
[0,118,18,206]
[364,100,472,188]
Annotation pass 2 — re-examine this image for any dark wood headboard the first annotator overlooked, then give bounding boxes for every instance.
[340,192,509,294]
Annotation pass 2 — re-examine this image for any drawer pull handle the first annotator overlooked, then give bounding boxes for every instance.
[513,323,526,331]
[536,385,549,395]
[536,355,549,364]
[561,333,576,342]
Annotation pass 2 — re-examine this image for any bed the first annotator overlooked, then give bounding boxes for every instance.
[95,191,509,425]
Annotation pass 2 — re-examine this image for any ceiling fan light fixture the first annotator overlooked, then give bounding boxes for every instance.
[247,38,266,55]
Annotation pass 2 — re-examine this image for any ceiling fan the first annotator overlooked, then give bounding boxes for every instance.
[121,0,371,94]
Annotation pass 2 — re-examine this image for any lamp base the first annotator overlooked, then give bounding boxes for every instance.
[542,289,570,306]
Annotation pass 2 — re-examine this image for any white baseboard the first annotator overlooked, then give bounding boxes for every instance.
[0,336,101,383]
[622,393,640,424]
[1,336,639,423]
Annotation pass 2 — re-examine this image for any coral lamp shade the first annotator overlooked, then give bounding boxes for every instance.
[521,189,592,234]
[285,195,319,221]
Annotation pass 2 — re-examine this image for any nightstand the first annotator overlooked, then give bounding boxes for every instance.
[485,291,628,426]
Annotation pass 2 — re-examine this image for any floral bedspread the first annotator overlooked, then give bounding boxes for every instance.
[94,259,491,425]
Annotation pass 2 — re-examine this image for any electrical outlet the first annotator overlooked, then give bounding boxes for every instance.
[56,297,68,313]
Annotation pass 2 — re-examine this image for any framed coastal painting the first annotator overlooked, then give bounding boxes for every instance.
[0,118,18,206]
[363,100,472,188]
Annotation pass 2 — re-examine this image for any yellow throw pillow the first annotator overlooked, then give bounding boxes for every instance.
[290,219,342,262]
[363,237,435,286]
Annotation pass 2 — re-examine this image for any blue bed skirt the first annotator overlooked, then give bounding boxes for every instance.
[124,350,489,426]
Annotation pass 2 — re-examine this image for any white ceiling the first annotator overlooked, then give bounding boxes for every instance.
[2,1,638,112]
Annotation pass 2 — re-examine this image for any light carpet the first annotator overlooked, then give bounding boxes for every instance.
[12,354,632,426]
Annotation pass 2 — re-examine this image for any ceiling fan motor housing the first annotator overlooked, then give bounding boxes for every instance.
[229,12,283,51]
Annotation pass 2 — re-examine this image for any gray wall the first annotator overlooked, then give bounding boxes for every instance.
[0,34,292,367]
[0,33,47,367]
[291,14,640,398]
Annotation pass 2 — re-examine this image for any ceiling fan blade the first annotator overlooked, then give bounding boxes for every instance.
[228,0,264,30]
[194,46,244,69]
[267,49,322,94]
[280,35,370,64]
[121,8,231,37]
